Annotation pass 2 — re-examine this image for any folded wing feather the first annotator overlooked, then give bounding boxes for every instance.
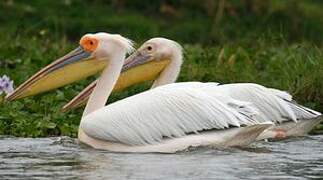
[212,83,321,122]
[80,83,259,145]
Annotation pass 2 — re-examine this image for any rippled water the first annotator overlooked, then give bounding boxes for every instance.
[0,136,322,180]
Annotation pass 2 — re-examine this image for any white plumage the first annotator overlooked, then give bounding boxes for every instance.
[210,83,321,123]
[171,82,321,124]
[161,82,321,122]
[81,82,261,145]
[82,81,322,146]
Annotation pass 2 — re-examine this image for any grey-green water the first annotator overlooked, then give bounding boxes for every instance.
[0,136,322,180]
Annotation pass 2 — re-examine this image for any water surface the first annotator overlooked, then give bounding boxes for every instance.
[0,135,322,179]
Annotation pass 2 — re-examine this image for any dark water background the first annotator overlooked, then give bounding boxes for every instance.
[0,135,322,180]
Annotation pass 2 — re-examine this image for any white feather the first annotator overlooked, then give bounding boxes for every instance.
[210,83,321,123]
[80,83,260,145]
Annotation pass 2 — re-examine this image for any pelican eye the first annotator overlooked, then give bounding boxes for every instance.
[147,46,153,51]
[80,36,99,52]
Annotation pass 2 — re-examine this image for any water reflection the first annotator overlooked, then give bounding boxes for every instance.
[0,136,322,179]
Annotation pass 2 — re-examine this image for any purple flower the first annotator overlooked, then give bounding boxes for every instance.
[0,75,14,95]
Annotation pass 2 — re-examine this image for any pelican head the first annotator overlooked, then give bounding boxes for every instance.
[122,37,183,89]
[81,33,133,59]
[6,32,133,101]
[123,38,182,72]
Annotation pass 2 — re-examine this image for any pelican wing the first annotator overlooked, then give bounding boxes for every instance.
[212,83,321,123]
[80,83,259,145]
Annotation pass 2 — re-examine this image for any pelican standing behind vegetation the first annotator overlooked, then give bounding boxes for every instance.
[63,37,322,140]
[7,33,272,153]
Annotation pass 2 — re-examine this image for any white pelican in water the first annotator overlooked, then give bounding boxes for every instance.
[7,33,272,153]
[62,37,322,140]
